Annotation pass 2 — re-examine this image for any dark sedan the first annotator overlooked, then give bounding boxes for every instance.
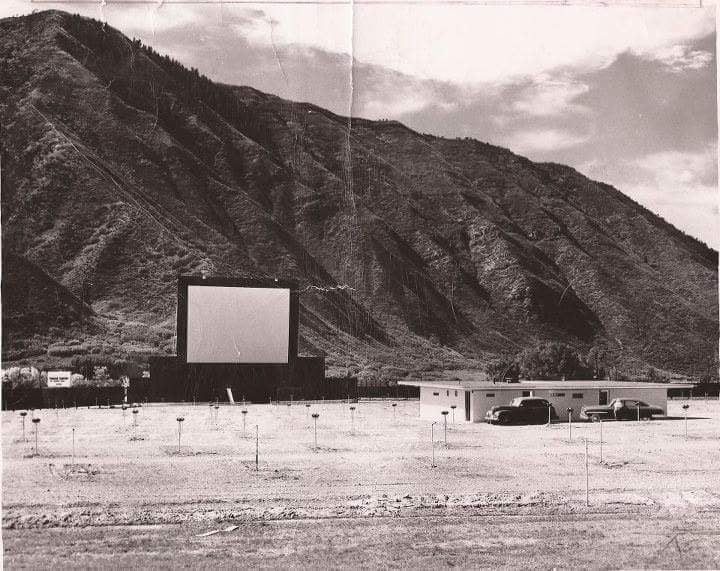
[581,398,664,421]
[485,397,558,425]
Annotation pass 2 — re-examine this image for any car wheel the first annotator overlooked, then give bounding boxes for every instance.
[498,415,510,425]
[589,414,600,423]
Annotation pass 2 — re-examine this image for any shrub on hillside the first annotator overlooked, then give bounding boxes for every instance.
[484,357,520,383]
[70,374,90,387]
[517,342,592,380]
[48,343,88,357]
[71,356,113,379]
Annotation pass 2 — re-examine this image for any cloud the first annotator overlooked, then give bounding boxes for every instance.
[581,145,718,248]
[349,4,715,84]
[350,65,460,119]
[1,3,715,85]
[510,75,590,117]
[507,128,590,153]
[641,43,714,72]
[359,88,448,119]
[634,147,717,188]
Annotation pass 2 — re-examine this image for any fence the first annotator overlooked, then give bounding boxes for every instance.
[668,383,720,399]
[669,395,720,400]
[1,384,154,410]
[357,383,419,400]
[2,378,420,409]
[317,378,419,401]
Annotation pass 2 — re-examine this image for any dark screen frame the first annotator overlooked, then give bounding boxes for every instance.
[176,275,299,365]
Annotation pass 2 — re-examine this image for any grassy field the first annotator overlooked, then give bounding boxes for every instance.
[3,399,720,568]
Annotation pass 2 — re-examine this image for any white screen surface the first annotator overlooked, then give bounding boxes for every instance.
[186,286,290,363]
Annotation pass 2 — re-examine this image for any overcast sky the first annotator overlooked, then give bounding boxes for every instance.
[3,1,717,248]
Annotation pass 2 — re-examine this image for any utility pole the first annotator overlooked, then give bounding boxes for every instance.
[312,413,319,449]
[431,422,437,468]
[585,438,589,507]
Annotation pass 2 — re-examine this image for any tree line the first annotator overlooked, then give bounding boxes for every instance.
[62,13,276,151]
[484,341,666,383]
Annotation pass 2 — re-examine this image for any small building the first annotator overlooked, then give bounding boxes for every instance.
[398,379,692,422]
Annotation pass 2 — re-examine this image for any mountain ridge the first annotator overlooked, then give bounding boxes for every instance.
[1,10,717,380]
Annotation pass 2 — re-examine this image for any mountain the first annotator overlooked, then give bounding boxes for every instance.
[1,10,717,381]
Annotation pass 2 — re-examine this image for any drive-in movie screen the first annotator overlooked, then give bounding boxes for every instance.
[186,285,290,364]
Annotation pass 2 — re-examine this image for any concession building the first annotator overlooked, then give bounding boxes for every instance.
[398,379,692,422]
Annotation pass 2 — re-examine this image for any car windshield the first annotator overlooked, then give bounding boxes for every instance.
[620,400,647,407]
[519,399,542,407]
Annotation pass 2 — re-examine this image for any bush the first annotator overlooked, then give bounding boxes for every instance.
[484,357,520,382]
[71,356,113,379]
[584,342,621,379]
[70,374,90,387]
[47,344,88,357]
[2,366,41,389]
[517,342,591,380]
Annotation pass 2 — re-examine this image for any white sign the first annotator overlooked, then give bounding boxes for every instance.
[47,371,72,388]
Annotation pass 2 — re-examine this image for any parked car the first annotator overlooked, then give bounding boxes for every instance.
[485,397,558,425]
[580,398,664,421]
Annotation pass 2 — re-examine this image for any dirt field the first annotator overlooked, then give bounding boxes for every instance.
[3,399,720,568]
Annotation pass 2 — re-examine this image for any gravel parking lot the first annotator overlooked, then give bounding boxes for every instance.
[3,399,720,568]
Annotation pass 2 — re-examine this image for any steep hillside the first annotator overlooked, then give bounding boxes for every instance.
[1,10,717,379]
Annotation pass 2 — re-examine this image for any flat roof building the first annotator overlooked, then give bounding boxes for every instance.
[398,379,692,422]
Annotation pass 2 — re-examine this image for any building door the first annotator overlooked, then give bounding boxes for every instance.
[599,390,608,405]
[465,391,471,421]
[522,390,532,397]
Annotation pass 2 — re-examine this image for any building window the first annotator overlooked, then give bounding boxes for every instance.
[446,390,449,397]
[433,392,439,396]
[454,390,458,397]
[550,392,566,397]
[572,393,584,399]
[486,393,495,397]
